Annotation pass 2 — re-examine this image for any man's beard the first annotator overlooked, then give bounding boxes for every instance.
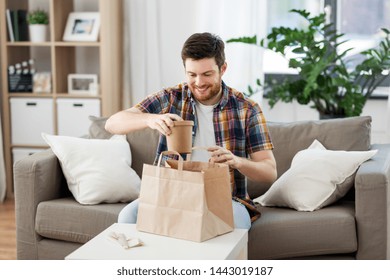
[191,82,221,104]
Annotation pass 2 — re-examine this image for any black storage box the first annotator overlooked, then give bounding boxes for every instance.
[8,73,33,92]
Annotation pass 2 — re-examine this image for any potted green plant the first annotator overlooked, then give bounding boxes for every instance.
[227,9,390,118]
[27,8,49,42]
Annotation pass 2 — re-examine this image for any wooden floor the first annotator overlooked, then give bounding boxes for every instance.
[0,197,16,260]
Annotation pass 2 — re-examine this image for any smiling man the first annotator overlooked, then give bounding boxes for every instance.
[105,32,277,229]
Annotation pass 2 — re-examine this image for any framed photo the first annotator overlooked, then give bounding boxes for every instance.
[68,74,98,95]
[63,12,100,42]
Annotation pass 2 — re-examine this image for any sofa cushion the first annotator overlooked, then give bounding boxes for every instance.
[248,201,357,259]
[88,115,113,139]
[35,198,127,243]
[255,139,377,211]
[248,116,372,198]
[270,116,371,176]
[88,115,159,178]
[126,128,160,178]
[42,133,141,205]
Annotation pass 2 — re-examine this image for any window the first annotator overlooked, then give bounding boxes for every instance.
[262,0,389,89]
[263,0,323,74]
[266,0,322,32]
[337,0,390,88]
[339,0,390,36]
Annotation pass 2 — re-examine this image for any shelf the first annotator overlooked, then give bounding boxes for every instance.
[11,144,49,149]
[6,41,101,47]
[54,41,100,47]
[55,93,101,98]
[8,93,53,97]
[6,42,52,47]
[7,93,101,98]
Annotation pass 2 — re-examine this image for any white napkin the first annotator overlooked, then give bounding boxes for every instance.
[108,231,143,249]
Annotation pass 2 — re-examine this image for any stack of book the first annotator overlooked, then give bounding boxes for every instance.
[6,9,29,42]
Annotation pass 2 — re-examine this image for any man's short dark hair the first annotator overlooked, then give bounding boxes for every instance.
[181,32,225,70]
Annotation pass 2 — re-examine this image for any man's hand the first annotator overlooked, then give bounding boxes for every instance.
[208,146,242,169]
[105,107,183,135]
[208,146,277,183]
[146,113,183,135]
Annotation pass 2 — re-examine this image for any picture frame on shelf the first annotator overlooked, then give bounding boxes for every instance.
[68,74,98,95]
[63,12,100,42]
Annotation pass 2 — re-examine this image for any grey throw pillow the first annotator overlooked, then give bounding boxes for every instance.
[88,115,112,139]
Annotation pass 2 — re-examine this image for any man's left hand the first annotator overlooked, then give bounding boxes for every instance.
[208,146,241,169]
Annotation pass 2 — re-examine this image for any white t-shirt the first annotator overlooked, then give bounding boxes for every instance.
[191,101,216,162]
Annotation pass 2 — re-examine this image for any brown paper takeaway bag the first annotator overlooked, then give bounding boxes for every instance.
[136,151,234,242]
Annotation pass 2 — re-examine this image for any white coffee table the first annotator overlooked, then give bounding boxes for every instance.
[65,223,248,260]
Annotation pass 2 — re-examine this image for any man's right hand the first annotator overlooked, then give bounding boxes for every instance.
[146,113,183,135]
[105,107,183,135]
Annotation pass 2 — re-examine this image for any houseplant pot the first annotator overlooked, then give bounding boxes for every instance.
[29,24,48,42]
[27,9,49,42]
[227,9,390,118]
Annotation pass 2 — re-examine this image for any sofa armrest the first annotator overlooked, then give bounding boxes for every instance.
[355,143,390,260]
[13,149,65,259]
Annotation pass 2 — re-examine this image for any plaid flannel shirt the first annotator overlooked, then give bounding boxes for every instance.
[135,81,273,221]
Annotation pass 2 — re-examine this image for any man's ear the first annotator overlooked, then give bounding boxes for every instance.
[220,62,227,75]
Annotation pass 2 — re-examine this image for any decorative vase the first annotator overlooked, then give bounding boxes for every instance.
[29,24,48,42]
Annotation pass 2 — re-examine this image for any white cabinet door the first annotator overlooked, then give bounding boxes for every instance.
[10,98,54,145]
[56,98,101,137]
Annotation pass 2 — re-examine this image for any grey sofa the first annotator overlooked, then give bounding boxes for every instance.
[14,116,390,260]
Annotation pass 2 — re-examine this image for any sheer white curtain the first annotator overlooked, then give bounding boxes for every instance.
[122,0,267,108]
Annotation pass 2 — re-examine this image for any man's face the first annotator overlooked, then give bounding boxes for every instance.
[185,58,227,105]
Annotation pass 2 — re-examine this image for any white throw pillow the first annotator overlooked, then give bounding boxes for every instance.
[254,139,377,211]
[42,133,141,205]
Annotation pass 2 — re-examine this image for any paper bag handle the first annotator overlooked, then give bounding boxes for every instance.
[158,150,184,170]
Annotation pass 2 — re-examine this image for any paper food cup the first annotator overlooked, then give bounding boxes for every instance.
[166,120,194,153]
